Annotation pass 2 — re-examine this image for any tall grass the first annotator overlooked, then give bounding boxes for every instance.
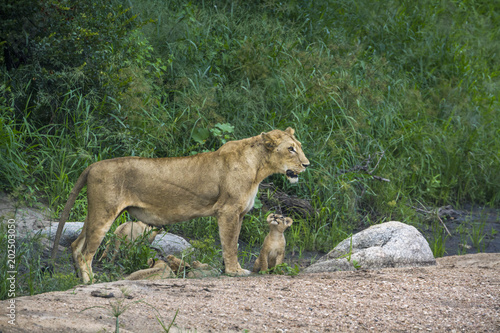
[1,0,498,265]
[0,223,80,300]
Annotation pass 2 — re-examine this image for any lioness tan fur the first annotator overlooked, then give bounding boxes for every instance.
[253,214,293,273]
[99,221,160,262]
[125,258,174,280]
[51,128,309,283]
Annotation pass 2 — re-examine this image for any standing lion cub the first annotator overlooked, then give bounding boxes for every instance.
[253,214,293,273]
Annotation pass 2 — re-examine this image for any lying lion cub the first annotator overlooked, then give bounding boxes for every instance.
[99,221,160,262]
[187,260,219,278]
[125,258,174,280]
[166,254,190,274]
[126,256,217,280]
[253,214,293,273]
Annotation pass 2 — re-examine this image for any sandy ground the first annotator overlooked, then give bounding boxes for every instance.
[1,253,499,333]
[1,192,499,332]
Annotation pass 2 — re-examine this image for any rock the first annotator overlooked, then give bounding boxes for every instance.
[0,192,53,235]
[303,258,356,273]
[40,237,67,257]
[305,221,436,273]
[151,232,192,256]
[41,222,84,247]
[40,222,192,257]
[437,205,463,219]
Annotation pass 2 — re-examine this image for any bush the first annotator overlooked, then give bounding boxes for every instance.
[1,0,159,126]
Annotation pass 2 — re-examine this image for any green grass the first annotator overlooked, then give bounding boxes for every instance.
[0,223,80,300]
[429,222,449,258]
[1,0,499,292]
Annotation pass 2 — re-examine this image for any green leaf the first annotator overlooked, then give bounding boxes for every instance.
[215,123,234,133]
[191,128,210,144]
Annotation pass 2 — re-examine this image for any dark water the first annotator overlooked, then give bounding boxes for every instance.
[420,205,500,257]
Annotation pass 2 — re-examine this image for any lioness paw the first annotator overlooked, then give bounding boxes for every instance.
[225,268,251,277]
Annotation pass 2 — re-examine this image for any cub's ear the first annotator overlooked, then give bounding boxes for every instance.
[285,217,293,227]
[261,132,277,150]
[285,127,295,136]
[147,258,156,268]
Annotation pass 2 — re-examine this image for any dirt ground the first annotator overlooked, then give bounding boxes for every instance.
[1,193,500,332]
[1,253,499,333]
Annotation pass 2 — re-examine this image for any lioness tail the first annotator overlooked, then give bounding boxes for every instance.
[51,167,91,260]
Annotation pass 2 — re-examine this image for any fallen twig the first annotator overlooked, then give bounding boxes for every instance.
[337,151,390,182]
[411,203,452,236]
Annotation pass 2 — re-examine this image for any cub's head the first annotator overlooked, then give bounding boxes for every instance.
[261,127,310,184]
[147,258,168,269]
[267,213,293,233]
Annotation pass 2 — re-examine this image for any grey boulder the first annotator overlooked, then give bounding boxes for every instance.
[41,222,192,256]
[41,222,84,247]
[151,232,192,256]
[304,221,436,273]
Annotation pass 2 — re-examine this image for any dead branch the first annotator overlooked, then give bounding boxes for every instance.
[411,202,452,236]
[337,151,390,182]
[258,183,315,218]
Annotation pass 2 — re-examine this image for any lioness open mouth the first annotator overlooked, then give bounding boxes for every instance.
[286,170,299,183]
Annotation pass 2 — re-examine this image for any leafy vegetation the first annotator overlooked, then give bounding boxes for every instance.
[96,213,159,282]
[429,221,449,257]
[0,223,79,299]
[1,0,499,292]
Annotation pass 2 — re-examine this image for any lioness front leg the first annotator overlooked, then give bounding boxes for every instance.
[217,212,251,276]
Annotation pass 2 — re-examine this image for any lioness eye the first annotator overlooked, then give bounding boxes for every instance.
[288,146,295,152]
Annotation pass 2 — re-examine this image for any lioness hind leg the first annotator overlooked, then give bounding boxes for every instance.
[72,209,121,283]
[71,219,87,277]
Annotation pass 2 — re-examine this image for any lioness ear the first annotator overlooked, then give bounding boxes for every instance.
[261,132,276,150]
[285,217,293,227]
[285,127,295,136]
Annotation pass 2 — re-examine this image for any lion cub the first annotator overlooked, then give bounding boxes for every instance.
[125,258,174,280]
[187,260,219,278]
[166,254,191,274]
[99,221,160,262]
[253,214,293,273]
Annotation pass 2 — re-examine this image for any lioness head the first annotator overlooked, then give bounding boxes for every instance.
[261,127,310,184]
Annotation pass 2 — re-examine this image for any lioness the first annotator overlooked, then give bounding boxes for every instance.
[51,127,309,283]
[253,214,293,273]
[99,221,160,262]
